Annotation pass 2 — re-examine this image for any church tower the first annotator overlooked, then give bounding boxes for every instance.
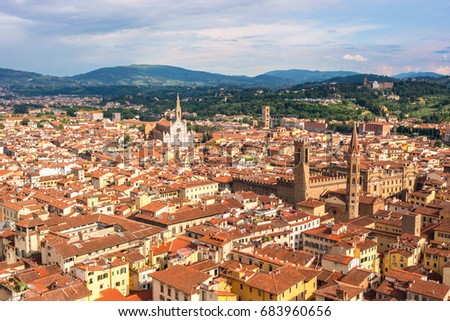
[294,139,310,204]
[346,123,360,220]
[175,93,182,121]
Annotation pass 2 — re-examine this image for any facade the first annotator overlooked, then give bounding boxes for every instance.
[221,265,317,301]
[151,264,213,301]
[361,161,418,199]
[75,110,104,121]
[72,256,129,300]
[359,122,391,136]
[162,95,194,148]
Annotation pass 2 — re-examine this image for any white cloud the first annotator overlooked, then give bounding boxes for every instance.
[342,54,368,62]
[434,65,450,75]
[376,65,397,76]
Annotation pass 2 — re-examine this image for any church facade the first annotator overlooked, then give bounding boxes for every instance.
[152,94,194,148]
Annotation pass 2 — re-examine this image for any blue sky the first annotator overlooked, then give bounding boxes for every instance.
[0,0,449,76]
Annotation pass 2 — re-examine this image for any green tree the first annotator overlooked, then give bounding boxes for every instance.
[21,118,30,126]
[202,131,213,143]
[13,105,29,114]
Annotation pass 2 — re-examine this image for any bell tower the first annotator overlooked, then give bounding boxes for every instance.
[346,123,360,220]
[175,93,182,121]
[294,139,310,204]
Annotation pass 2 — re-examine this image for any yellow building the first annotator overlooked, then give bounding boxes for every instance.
[329,237,379,273]
[353,239,379,273]
[382,249,415,274]
[72,256,129,301]
[409,190,435,206]
[121,251,154,291]
[149,236,197,271]
[423,247,450,276]
[202,277,237,301]
[221,264,318,301]
[433,220,450,244]
[180,180,219,201]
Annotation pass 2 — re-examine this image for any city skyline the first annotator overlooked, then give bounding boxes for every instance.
[0,0,449,77]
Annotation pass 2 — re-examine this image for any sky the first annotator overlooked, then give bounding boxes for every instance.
[0,0,449,77]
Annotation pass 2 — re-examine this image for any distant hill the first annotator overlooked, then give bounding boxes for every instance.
[392,72,444,79]
[323,73,396,84]
[7,65,436,93]
[71,64,289,87]
[0,67,75,87]
[261,69,359,84]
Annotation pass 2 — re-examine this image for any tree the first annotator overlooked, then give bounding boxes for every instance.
[58,124,64,130]
[202,131,212,143]
[13,105,29,114]
[124,133,131,145]
[21,118,30,126]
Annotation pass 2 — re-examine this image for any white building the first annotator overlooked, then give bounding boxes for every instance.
[163,95,194,148]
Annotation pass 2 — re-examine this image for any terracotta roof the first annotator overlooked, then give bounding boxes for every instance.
[150,264,211,295]
[408,279,450,300]
[23,279,92,301]
[245,265,307,295]
[340,268,372,287]
[314,281,364,301]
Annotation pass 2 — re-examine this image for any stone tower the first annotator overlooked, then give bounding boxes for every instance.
[175,93,182,121]
[262,106,271,129]
[294,139,310,204]
[346,123,360,220]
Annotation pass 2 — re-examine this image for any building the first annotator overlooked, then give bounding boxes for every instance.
[359,122,391,136]
[162,95,194,148]
[150,264,213,301]
[112,113,121,122]
[407,279,450,301]
[314,281,364,301]
[72,256,129,300]
[221,264,318,301]
[75,110,104,121]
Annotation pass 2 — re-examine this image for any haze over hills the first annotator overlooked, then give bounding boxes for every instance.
[392,72,445,79]
[0,65,446,91]
[66,64,368,87]
[261,69,359,83]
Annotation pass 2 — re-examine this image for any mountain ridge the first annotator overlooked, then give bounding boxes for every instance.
[0,65,447,90]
